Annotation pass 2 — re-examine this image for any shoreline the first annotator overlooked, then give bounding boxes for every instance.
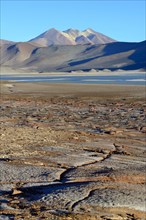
[1,69,146,77]
[1,70,145,87]
[1,81,145,99]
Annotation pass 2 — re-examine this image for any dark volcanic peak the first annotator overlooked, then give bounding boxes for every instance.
[29,28,117,46]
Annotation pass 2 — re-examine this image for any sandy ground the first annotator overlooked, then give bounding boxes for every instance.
[1,81,145,98]
[0,80,146,219]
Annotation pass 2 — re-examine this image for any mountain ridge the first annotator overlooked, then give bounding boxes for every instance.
[29,28,116,46]
[1,28,145,72]
[1,40,145,72]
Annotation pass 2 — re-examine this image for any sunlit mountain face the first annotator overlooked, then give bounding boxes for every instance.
[29,28,117,46]
[0,28,145,72]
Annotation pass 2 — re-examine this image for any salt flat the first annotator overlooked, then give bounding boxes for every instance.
[0,78,146,219]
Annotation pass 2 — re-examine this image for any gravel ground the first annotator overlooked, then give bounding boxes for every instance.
[0,82,146,219]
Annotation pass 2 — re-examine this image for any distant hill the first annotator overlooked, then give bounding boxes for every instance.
[0,37,146,72]
[29,28,116,46]
[0,39,15,46]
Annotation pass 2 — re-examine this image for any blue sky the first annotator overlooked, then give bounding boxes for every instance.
[1,0,145,42]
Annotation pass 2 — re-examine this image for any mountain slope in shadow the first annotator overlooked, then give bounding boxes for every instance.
[1,41,146,72]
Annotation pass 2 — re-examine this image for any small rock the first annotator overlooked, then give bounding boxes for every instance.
[73,136,79,140]
[140,126,146,133]
[12,188,22,195]
[1,134,5,136]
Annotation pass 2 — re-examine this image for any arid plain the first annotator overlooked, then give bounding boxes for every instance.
[0,72,146,219]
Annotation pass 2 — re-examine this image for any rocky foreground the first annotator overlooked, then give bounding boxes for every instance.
[0,83,146,219]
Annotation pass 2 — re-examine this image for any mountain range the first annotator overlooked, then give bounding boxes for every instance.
[0,28,146,72]
[29,28,116,46]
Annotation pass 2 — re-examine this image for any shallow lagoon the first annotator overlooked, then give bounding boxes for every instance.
[1,73,146,85]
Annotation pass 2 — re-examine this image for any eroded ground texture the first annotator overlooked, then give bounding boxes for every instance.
[0,89,146,219]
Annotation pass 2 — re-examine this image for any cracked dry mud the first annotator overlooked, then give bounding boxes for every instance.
[0,83,146,220]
